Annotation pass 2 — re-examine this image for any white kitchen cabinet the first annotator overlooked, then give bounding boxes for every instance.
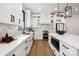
[25,39,33,55]
[48,34,51,45]
[6,35,33,56]
[25,9,32,27]
[49,33,79,56]
[31,19,38,27]
[31,13,40,27]
[20,11,24,27]
[24,35,33,55]
[60,41,77,56]
[0,3,23,26]
[14,43,26,56]
[0,4,11,24]
[34,31,42,40]
[9,3,23,26]
[48,37,77,56]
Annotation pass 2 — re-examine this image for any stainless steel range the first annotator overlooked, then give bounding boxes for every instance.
[43,31,48,40]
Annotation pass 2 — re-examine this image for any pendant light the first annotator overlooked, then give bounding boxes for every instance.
[57,3,61,20]
[64,3,72,18]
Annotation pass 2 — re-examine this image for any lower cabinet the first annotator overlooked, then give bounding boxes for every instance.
[48,35,78,56]
[6,36,33,56]
[14,43,26,56]
[25,40,33,55]
[60,41,77,56]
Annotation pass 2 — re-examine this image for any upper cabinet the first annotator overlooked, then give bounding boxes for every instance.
[25,9,32,27]
[0,3,23,26]
[31,13,41,27]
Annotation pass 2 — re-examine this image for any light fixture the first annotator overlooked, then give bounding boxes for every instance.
[57,3,61,20]
[64,3,72,18]
[74,8,78,11]
[54,8,58,11]
[38,8,42,11]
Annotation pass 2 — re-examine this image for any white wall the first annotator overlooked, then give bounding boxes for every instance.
[40,10,50,24]
[41,24,50,32]
[66,15,79,35]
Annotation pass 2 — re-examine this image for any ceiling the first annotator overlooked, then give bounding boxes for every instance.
[23,3,79,15]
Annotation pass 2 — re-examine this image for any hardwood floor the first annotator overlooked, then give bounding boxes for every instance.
[29,40,55,56]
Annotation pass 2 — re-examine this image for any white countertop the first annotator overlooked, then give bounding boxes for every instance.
[49,33,79,50]
[0,34,31,56]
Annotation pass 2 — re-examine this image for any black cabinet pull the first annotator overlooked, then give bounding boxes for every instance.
[29,40,31,42]
[62,44,69,49]
[25,41,28,43]
[25,47,28,50]
[12,54,15,56]
[10,14,15,22]
[62,52,66,56]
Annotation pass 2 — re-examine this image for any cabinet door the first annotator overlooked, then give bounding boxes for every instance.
[15,47,25,56]
[19,11,23,27]
[48,35,51,45]
[25,40,33,55]
[15,43,26,56]
[10,3,22,25]
[0,4,11,24]
[0,3,22,25]
[25,10,31,27]
[32,19,38,27]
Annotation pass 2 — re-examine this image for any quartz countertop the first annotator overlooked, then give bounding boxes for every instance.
[0,34,31,56]
[49,33,79,50]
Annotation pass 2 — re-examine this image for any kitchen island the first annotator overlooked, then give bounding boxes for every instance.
[49,33,79,56]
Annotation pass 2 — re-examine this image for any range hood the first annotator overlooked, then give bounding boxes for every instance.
[40,22,50,25]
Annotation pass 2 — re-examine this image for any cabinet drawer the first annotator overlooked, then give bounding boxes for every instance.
[24,39,28,43]
[25,41,33,55]
[60,41,77,56]
[6,49,16,56]
[61,49,77,56]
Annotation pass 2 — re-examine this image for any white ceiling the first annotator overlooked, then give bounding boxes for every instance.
[23,3,79,15]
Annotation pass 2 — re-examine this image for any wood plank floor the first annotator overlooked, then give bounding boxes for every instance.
[29,40,55,56]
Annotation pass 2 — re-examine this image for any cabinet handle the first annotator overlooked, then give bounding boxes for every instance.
[25,47,28,50]
[62,44,69,49]
[62,52,66,56]
[25,41,28,43]
[29,40,31,42]
[12,54,15,56]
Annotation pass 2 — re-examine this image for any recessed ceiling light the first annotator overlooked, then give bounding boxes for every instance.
[74,8,78,11]
[54,8,58,11]
[38,8,42,11]
[19,7,22,10]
